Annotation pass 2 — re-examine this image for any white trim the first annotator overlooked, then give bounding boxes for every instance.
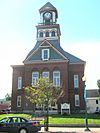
[24,59,68,64]
[32,72,39,86]
[74,75,79,88]
[75,94,80,107]
[24,40,68,63]
[17,96,21,107]
[53,71,60,87]
[18,77,22,89]
[42,71,49,78]
[42,49,50,60]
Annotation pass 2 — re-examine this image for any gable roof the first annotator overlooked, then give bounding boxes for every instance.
[86,89,99,98]
[39,2,56,12]
[39,2,58,18]
[24,39,85,64]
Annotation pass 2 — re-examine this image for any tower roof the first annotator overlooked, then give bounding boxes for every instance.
[39,2,58,18]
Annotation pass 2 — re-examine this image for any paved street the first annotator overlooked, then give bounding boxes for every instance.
[39,127,100,133]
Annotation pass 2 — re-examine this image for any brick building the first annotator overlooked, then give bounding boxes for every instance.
[11,2,86,113]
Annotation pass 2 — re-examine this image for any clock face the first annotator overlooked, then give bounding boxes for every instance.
[44,12,51,19]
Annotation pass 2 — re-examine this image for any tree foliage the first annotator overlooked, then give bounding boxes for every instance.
[25,77,61,107]
[5,93,11,101]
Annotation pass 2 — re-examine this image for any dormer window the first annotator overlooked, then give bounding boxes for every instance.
[45,31,49,37]
[42,49,50,60]
[51,31,55,36]
[40,32,43,37]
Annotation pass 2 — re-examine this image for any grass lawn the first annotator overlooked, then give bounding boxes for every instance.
[48,114,100,125]
[0,113,100,125]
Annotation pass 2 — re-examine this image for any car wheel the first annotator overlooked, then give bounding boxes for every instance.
[19,128,27,133]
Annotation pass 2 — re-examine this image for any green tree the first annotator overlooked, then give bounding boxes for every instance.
[5,93,11,101]
[25,77,61,109]
[25,77,62,131]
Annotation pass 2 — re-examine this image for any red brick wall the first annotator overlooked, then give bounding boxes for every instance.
[11,62,85,113]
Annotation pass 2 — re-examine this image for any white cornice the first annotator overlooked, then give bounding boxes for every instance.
[24,59,68,64]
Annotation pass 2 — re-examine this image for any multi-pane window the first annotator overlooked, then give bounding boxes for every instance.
[75,95,80,106]
[17,96,21,107]
[32,72,39,86]
[42,71,49,79]
[74,75,79,88]
[53,71,60,87]
[42,49,49,60]
[18,77,22,89]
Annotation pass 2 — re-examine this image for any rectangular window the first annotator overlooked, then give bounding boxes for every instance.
[18,77,22,89]
[32,72,39,86]
[17,96,21,107]
[42,49,49,60]
[42,71,49,79]
[74,75,79,88]
[75,95,80,106]
[53,71,60,87]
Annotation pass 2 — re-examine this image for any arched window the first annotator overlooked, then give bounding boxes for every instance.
[51,31,55,37]
[45,31,49,37]
[39,32,43,37]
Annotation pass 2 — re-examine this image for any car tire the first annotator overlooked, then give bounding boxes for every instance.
[19,128,28,133]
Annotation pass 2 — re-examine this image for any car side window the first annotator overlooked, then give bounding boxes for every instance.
[20,118,27,122]
[9,118,14,123]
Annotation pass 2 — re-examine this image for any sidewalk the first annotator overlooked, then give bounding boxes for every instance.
[39,127,100,133]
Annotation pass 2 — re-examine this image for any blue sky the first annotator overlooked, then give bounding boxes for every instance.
[0,0,100,98]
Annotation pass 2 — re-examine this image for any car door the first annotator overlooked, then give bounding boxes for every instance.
[0,122,7,132]
[6,117,20,132]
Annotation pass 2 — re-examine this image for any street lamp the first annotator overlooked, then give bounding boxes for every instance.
[82,76,90,131]
[44,98,49,131]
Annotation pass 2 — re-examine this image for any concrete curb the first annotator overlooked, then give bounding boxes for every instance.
[41,124,100,128]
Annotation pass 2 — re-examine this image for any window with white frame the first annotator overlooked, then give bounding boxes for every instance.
[17,96,21,107]
[42,71,49,79]
[53,71,60,87]
[75,95,80,106]
[18,77,22,89]
[42,49,49,60]
[32,72,39,86]
[74,75,79,88]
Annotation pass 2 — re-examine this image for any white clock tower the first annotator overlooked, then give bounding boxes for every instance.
[36,2,61,41]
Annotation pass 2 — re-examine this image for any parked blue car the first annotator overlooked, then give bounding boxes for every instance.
[0,116,41,133]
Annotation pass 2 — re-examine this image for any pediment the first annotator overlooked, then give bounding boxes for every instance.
[24,40,69,64]
[40,42,50,47]
[40,40,51,47]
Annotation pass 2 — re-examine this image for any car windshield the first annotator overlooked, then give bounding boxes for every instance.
[0,117,10,123]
